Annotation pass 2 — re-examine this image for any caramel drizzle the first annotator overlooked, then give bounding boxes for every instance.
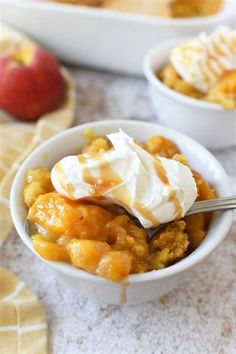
[211,41,226,57]
[134,202,160,226]
[168,190,183,220]
[154,158,182,220]
[111,186,132,210]
[54,162,75,195]
[78,151,102,163]
[110,175,161,226]
[179,33,235,87]
[218,33,235,54]
[206,60,221,78]
[53,163,75,195]
[206,43,227,74]
[199,61,211,84]
[55,151,183,225]
[78,153,123,196]
[210,58,226,73]
[154,159,169,185]
[200,34,236,84]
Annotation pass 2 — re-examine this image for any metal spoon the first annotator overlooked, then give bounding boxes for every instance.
[24,196,236,240]
[146,195,236,238]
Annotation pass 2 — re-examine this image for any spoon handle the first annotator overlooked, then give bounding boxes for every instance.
[186,196,236,215]
[147,196,236,238]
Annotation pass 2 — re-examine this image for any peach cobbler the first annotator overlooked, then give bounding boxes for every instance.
[50,0,223,18]
[24,130,216,282]
[159,26,236,110]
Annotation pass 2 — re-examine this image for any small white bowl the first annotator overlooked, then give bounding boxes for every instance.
[10,120,233,304]
[143,38,236,149]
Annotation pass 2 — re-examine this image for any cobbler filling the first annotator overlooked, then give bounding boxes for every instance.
[52,0,223,18]
[159,65,236,110]
[24,134,216,282]
[159,27,236,110]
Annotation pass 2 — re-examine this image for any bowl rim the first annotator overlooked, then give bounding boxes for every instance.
[10,119,233,284]
[7,0,230,27]
[143,36,236,113]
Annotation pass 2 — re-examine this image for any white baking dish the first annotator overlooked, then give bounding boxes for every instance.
[0,0,234,75]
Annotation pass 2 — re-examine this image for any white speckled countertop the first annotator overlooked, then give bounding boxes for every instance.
[1,67,236,354]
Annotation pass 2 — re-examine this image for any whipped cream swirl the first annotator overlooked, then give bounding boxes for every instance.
[171,26,236,93]
[51,130,197,228]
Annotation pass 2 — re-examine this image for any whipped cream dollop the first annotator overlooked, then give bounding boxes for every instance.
[51,130,197,228]
[171,26,236,93]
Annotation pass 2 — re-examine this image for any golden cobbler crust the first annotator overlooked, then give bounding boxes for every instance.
[52,0,223,17]
[159,64,236,110]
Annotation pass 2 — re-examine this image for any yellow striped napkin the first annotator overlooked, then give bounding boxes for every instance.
[0,24,75,354]
[0,267,47,354]
[0,23,76,244]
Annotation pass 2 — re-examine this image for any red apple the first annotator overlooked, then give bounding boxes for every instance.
[0,46,65,121]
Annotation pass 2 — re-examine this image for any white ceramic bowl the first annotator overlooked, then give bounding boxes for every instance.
[143,38,236,149]
[10,120,233,304]
[1,0,233,75]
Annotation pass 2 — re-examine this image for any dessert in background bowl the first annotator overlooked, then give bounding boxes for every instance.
[51,0,103,6]
[144,26,236,149]
[10,120,233,304]
[51,0,224,18]
[160,27,236,109]
[103,0,224,18]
